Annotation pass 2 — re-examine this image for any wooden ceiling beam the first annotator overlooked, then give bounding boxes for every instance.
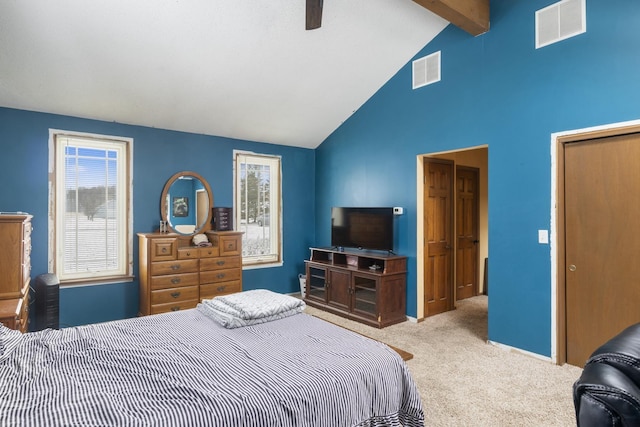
[413,0,490,36]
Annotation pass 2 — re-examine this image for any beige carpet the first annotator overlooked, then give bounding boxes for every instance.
[304,296,583,427]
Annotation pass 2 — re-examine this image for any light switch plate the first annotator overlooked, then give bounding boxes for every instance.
[538,229,549,244]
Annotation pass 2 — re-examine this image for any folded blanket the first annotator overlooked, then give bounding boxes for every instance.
[198,289,306,329]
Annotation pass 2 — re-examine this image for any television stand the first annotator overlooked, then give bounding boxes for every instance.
[304,247,407,328]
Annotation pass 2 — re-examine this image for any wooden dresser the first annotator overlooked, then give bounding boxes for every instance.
[138,231,243,316]
[0,213,32,332]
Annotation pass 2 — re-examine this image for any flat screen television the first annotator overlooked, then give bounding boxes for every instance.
[331,207,394,252]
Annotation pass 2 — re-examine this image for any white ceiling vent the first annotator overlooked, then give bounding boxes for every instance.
[412,51,441,90]
[536,0,586,49]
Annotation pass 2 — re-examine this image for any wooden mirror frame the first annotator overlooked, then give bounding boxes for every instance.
[160,171,213,235]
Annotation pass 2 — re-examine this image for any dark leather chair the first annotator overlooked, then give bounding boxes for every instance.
[573,323,640,426]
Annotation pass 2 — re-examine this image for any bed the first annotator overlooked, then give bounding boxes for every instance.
[0,291,424,426]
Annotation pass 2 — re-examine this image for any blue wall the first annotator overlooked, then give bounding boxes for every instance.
[315,0,640,357]
[0,107,315,327]
[4,0,640,358]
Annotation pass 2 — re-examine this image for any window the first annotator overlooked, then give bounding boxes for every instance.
[234,151,282,267]
[49,131,133,284]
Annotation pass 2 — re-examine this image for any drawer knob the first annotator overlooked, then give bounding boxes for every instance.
[216,260,225,266]
[162,248,167,253]
[171,278,181,284]
[217,285,226,292]
[227,244,233,249]
[171,264,181,270]
[217,273,226,279]
[170,291,181,298]
[186,251,191,256]
[171,306,180,312]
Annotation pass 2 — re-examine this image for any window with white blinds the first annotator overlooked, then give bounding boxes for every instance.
[234,151,282,267]
[51,132,132,284]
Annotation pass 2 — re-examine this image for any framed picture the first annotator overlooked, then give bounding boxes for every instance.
[172,197,189,217]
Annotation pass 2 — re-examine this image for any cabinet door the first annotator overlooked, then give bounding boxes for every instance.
[352,273,378,320]
[306,264,328,303]
[327,269,351,312]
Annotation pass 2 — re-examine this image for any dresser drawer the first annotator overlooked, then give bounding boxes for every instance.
[20,280,30,298]
[151,285,199,305]
[200,256,242,271]
[22,260,31,296]
[0,298,22,331]
[150,299,199,315]
[199,246,219,258]
[218,234,241,256]
[200,268,242,284]
[24,236,31,258]
[151,238,178,261]
[150,272,199,290]
[177,247,199,260]
[24,220,32,236]
[200,280,242,300]
[0,315,19,330]
[150,259,198,276]
[18,296,28,332]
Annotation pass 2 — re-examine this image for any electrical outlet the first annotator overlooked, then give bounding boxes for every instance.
[393,207,403,215]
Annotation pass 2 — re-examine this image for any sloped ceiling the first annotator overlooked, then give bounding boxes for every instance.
[0,1,449,148]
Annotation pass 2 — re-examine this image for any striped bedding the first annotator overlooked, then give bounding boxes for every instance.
[0,310,424,426]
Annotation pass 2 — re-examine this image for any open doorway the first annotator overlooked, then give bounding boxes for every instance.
[416,146,488,320]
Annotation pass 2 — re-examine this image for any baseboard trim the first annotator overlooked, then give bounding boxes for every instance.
[405,315,418,323]
[488,340,552,363]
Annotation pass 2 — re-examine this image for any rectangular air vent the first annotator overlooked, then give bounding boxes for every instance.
[412,51,441,90]
[536,0,586,49]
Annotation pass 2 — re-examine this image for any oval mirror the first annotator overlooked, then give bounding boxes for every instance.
[160,171,213,235]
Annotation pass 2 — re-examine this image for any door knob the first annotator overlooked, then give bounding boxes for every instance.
[569,264,577,272]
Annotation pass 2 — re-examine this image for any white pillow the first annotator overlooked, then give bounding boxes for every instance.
[0,324,23,359]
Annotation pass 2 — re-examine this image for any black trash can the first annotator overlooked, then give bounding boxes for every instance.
[32,273,60,330]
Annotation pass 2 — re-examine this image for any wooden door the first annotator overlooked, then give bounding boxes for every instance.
[456,167,479,300]
[424,159,454,316]
[565,133,640,367]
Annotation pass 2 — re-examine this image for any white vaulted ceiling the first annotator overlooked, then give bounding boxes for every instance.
[0,1,449,148]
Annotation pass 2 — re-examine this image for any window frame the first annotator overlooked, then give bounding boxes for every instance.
[233,150,283,268]
[48,129,134,285]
